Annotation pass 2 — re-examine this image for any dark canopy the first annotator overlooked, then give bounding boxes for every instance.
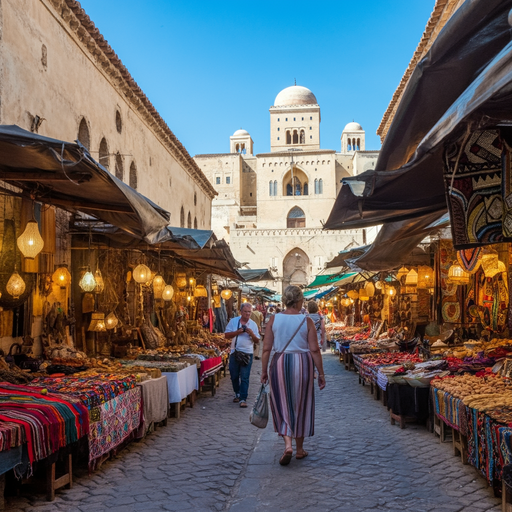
[238,269,275,282]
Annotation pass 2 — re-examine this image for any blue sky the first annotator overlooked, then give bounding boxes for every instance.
[78,1,434,156]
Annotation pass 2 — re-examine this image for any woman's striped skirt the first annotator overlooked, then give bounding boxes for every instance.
[269,351,315,438]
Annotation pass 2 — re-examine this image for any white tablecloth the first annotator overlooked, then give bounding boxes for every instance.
[163,365,199,403]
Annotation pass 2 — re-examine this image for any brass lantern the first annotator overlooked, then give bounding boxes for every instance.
[347,290,359,300]
[365,281,375,297]
[358,288,369,301]
[221,289,233,300]
[52,266,71,288]
[94,269,105,293]
[194,285,208,297]
[448,262,470,285]
[152,274,166,299]
[176,273,187,289]
[396,266,409,283]
[405,269,418,286]
[162,284,174,301]
[386,285,396,296]
[417,266,434,289]
[79,269,96,292]
[132,264,151,284]
[6,270,25,299]
[105,311,119,330]
[88,312,107,332]
[189,277,196,289]
[17,219,44,260]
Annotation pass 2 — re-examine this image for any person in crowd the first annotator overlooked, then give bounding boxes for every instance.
[250,307,264,359]
[307,301,326,351]
[224,303,260,408]
[260,286,326,465]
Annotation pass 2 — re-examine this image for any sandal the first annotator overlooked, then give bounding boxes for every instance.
[233,396,240,403]
[296,450,308,460]
[239,401,248,408]
[279,449,293,466]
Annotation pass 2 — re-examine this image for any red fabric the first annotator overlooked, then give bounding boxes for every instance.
[208,308,214,333]
[200,357,223,384]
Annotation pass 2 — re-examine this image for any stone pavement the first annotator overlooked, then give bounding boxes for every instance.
[4,354,502,511]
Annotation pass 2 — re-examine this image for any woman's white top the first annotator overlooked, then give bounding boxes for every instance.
[272,313,309,353]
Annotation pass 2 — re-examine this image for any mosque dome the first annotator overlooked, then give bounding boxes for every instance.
[274,86,318,106]
[343,121,363,132]
[233,129,249,136]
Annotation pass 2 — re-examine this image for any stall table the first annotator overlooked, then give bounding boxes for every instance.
[163,364,199,418]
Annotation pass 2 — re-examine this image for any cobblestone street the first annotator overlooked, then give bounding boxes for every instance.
[5,354,502,511]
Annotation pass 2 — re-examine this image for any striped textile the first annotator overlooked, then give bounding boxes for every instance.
[269,352,315,438]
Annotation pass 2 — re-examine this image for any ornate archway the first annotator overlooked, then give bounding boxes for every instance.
[282,248,310,290]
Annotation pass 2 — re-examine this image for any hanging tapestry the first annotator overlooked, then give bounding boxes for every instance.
[457,248,482,274]
[439,240,461,322]
[444,130,511,249]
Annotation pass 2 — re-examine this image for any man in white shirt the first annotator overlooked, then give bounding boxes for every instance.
[224,303,260,408]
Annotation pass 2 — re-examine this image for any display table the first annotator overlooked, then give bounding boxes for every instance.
[199,356,223,384]
[136,376,169,437]
[163,364,199,417]
[387,383,430,428]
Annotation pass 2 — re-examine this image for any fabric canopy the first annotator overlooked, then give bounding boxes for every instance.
[325,0,512,230]
[0,125,170,243]
[238,269,275,282]
[306,272,361,289]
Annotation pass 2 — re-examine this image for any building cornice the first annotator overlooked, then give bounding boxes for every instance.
[194,153,240,158]
[47,0,217,199]
[257,149,336,157]
[377,0,462,141]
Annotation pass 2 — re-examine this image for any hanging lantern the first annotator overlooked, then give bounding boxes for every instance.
[17,219,44,260]
[132,263,151,284]
[341,297,351,307]
[162,284,174,301]
[387,286,396,296]
[79,269,96,292]
[417,266,434,289]
[94,269,105,293]
[194,285,208,297]
[88,312,107,332]
[153,274,166,299]
[365,281,375,297]
[358,288,369,301]
[481,247,500,278]
[448,262,470,285]
[221,289,233,300]
[347,290,359,300]
[405,269,418,286]
[105,311,119,330]
[396,266,409,283]
[375,280,384,290]
[176,273,187,288]
[6,270,25,299]
[52,266,71,287]
[189,277,196,289]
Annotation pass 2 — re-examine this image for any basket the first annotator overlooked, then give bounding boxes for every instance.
[424,329,454,346]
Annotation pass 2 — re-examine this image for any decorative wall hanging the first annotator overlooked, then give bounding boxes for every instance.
[456,248,482,274]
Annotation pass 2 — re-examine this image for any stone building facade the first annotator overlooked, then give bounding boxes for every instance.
[195,85,379,292]
[0,0,216,228]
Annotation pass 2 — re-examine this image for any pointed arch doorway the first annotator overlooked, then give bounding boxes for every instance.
[282,248,310,290]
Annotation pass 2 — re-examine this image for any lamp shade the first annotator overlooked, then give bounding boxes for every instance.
[88,312,107,332]
[405,269,418,286]
[194,285,208,297]
[52,266,71,287]
[152,274,166,299]
[347,290,359,300]
[365,281,375,297]
[386,285,396,296]
[221,289,233,300]
[176,273,187,288]
[448,262,470,285]
[94,269,105,293]
[105,311,119,330]
[396,266,409,283]
[417,266,434,289]
[162,284,174,301]
[375,280,383,290]
[132,264,151,284]
[6,271,25,299]
[17,220,44,260]
[358,289,369,301]
[79,270,96,292]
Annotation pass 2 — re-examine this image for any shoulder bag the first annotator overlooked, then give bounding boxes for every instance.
[234,320,251,366]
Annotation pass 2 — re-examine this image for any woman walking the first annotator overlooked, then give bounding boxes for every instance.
[260,286,326,466]
[225,303,260,408]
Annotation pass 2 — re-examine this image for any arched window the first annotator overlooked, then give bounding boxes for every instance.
[287,206,306,228]
[303,183,308,196]
[116,110,122,134]
[115,152,123,180]
[293,130,298,144]
[314,178,318,194]
[269,180,274,196]
[99,137,109,170]
[187,212,192,229]
[194,217,198,229]
[180,206,185,228]
[273,180,277,196]
[77,117,90,150]
[319,178,323,194]
[129,161,137,189]
[356,138,360,150]
[294,177,301,196]
[300,130,305,144]
[235,143,239,153]
[347,140,351,151]
[286,183,293,196]
[286,131,291,144]
[194,193,197,206]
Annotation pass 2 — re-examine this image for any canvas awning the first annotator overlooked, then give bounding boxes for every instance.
[0,125,170,243]
[325,0,512,231]
[238,269,275,282]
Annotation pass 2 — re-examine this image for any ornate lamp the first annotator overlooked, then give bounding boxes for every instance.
[52,266,71,288]
[17,218,44,260]
[189,277,196,289]
[176,273,187,288]
[132,263,151,284]
[162,284,174,301]
[405,269,418,286]
[6,270,25,299]
[105,311,119,330]
[221,289,233,300]
[79,268,96,292]
[365,281,375,297]
[94,269,105,293]
[386,286,396,296]
[396,266,409,283]
[358,288,369,301]
[194,285,208,297]
[88,312,107,332]
[152,274,166,299]
[448,262,470,285]
[417,266,434,289]
[347,290,359,300]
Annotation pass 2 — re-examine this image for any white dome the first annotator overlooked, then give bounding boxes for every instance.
[233,129,249,136]
[274,85,318,106]
[343,121,363,132]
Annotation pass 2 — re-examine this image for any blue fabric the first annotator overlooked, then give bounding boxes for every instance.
[229,353,253,401]
[0,445,22,475]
